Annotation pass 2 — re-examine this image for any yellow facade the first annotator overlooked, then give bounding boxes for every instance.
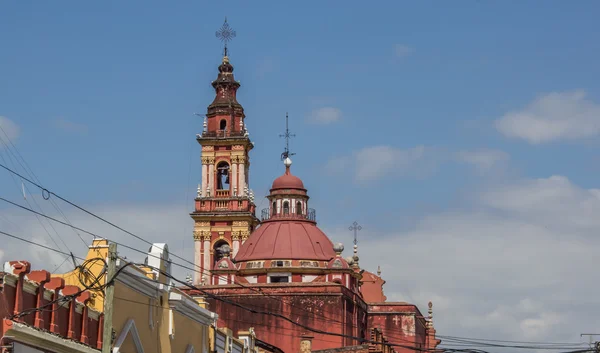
[56,239,216,353]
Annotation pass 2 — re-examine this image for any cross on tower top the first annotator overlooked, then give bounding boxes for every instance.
[349,221,362,245]
[280,112,296,161]
[215,17,236,57]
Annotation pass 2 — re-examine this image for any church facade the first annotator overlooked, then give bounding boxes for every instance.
[184,44,440,353]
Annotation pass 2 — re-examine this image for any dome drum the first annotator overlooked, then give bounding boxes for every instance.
[260,208,316,223]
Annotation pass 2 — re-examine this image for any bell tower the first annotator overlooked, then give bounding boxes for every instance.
[191,19,259,285]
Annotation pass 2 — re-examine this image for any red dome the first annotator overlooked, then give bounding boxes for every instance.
[234,221,336,262]
[271,173,305,190]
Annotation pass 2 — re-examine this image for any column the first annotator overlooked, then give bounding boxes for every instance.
[232,233,240,257]
[238,157,246,196]
[231,157,238,196]
[193,232,202,284]
[208,159,215,196]
[201,158,208,197]
[203,235,211,277]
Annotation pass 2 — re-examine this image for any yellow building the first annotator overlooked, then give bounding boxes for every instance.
[2,239,265,353]
[57,239,217,353]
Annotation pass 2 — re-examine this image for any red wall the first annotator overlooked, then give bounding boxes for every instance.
[200,284,368,353]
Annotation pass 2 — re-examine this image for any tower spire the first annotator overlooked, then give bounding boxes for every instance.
[279,112,296,161]
[215,17,236,58]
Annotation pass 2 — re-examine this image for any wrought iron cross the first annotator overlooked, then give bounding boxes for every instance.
[280,112,296,160]
[349,221,362,245]
[215,17,236,57]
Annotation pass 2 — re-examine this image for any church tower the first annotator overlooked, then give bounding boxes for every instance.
[190,19,259,285]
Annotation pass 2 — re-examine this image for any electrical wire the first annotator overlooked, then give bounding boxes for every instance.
[0,164,592,351]
[1,230,591,353]
[1,196,590,351]
[0,125,88,250]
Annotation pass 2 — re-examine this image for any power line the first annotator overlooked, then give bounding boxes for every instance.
[1,230,590,353]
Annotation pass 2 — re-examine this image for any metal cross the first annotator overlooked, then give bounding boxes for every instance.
[215,17,236,57]
[349,221,362,245]
[279,112,296,160]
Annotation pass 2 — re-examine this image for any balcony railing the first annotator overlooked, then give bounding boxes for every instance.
[261,208,316,222]
[215,190,230,198]
[197,130,246,138]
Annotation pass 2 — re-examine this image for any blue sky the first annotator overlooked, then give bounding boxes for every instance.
[2,1,600,346]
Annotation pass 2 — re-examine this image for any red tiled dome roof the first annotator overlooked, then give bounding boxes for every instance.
[271,158,306,191]
[234,221,336,262]
[271,173,305,190]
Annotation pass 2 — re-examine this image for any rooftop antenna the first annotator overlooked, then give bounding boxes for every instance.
[215,17,236,57]
[279,112,296,161]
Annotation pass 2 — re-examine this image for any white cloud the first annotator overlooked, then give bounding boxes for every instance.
[324,174,600,345]
[455,149,509,175]
[54,117,88,134]
[495,90,600,144]
[354,145,433,181]
[307,107,342,125]
[1,174,599,347]
[0,203,194,278]
[394,44,414,58]
[0,116,20,146]
[330,145,505,182]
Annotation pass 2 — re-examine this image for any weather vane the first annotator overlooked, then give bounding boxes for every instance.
[215,17,236,57]
[349,221,362,246]
[280,112,296,160]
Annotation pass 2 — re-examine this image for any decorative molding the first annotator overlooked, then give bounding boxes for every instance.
[232,221,249,227]
[232,145,245,151]
[116,264,163,298]
[43,290,52,301]
[197,221,211,227]
[207,157,216,164]
[231,231,240,241]
[3,273,17,286]
[6,321,99,353]
[237,156,246,164]
[113,318,145,353]
[88,307,101,321]
[22,279,38,295]
[168,291,217,326]
[193,231,202,241]
[201,146,215,151]
[201,156,210,164]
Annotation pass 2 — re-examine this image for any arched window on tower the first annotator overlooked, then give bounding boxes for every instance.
[272,201,277,216]
[283,201,289,215]
[212,240,229,267]
[220,119,227,131]
[296,201,302,215]
[216,161,230,190]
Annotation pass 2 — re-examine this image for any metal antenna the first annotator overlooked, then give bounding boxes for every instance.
[279,112,296,160]
[349,221,362,246]
[215,17,236,57]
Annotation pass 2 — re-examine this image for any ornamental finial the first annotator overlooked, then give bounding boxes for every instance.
[215,17,236,58]
[428,301,434,326]
[280,112,296,161]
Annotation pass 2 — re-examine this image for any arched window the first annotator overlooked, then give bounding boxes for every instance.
[212,240,229,267]
[296,201,302,215]
[272,201,277,216]
[283,201,289,215]
[220,119,227,131]
[216,161,230,190]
